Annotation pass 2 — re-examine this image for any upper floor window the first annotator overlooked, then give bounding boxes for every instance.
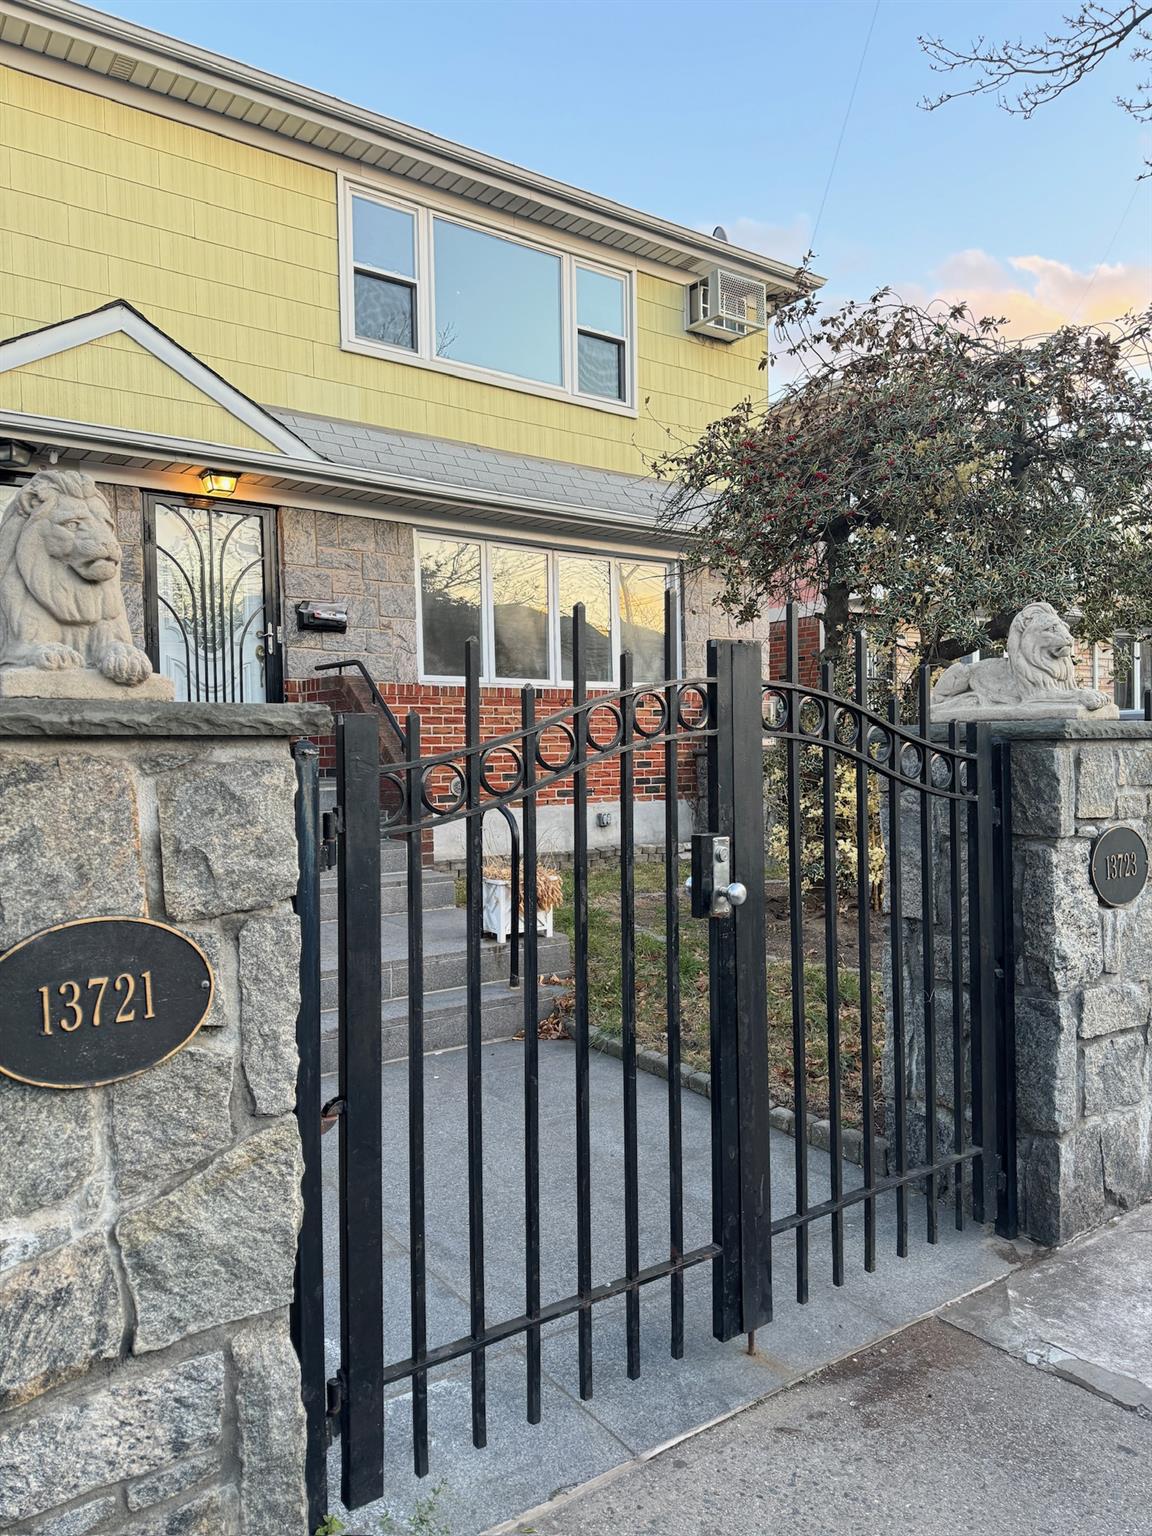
[344,186,634,409]
[351,197,417,351]
[417,533,673,685]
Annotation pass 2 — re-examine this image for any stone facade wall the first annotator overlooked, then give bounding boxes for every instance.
[1010,727,1152,1245]
[681,568,822,682]
[0,699,328,1536]
[886,723,1152,1248]
[278,506,418,687]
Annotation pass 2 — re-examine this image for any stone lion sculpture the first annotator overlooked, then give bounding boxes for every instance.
[931,601,1117,721]
[0,469,168,697]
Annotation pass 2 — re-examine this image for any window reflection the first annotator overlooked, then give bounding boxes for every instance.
[416,536,673,684]
[577,333,623,399]
[352,197,415,277]
[558,556,612,681]
[419,537,481,677]
[619,560,669,684]
[492,545,550,679]
[354,272,414,349]
[577,268,625,336]
[433,220,562,385]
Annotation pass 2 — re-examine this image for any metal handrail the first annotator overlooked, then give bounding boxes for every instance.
[314,658,408,754]
[316,655,522,990]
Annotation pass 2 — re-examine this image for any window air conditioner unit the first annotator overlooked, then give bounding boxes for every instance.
[686,268,768,341]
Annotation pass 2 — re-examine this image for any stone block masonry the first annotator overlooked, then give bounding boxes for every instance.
[887,721,1152,1249]
[1007,724,1152,1246]
[0,699,329,1536]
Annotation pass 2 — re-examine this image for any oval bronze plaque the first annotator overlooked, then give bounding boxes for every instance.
[0,918,214,1089]
[1090,826,1149,909]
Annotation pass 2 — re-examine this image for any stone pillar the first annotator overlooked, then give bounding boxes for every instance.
[0,699,329,1536]
[886,722,1152,1247]
[1008,722,1152,1245]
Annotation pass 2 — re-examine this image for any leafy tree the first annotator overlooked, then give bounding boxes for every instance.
[919,3,1152,177]
[654,291,1152,667]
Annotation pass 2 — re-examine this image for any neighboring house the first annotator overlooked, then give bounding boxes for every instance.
[0,0,821,850]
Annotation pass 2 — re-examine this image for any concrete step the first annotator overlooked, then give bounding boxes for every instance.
[319,978,568,1069]
[319,907,571,1009]
[379,838,408,873]
[318,868,456,920]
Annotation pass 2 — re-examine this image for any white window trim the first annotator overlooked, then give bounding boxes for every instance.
[574,260,632,405]
[413,528,677,686]
[340,178,638,417]
[347,187,421,354]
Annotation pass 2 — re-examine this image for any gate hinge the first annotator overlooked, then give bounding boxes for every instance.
[320,806,343,870]
[325,1374,345,1445]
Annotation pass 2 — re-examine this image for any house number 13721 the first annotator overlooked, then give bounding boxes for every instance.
[37,972,157,1034]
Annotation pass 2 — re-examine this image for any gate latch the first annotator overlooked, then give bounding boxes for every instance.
[688,834,748,919]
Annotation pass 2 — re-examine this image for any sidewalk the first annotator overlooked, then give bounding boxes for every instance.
[503,1206,1152,1536]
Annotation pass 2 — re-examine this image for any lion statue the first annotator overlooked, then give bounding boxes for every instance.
[931,602,1117,721]
[0,469,156,688]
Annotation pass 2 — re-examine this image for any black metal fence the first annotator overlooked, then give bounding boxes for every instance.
[292,597,1017,1522]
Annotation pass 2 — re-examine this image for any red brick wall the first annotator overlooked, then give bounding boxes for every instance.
[288,676,699,804]
[286,616,823,807]
[764,616,823,686]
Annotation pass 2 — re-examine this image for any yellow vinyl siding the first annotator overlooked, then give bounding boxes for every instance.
[0,333,283,453]
[0,63,765,474]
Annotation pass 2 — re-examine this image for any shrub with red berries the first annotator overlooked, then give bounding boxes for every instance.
[655,289,1152,667]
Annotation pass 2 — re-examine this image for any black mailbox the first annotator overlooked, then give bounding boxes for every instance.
[296,601,348,633]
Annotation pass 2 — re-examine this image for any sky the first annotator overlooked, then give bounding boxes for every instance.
[106,0,1151,334]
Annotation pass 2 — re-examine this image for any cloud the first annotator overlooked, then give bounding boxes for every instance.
[925,248,1151,334]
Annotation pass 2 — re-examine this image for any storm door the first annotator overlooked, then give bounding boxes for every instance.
[143,496,283,703]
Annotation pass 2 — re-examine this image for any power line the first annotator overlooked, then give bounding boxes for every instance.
[1071,180,1146,321]
[809,0,881,256]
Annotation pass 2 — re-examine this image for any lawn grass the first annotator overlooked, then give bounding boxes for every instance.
[548,859,885,1131]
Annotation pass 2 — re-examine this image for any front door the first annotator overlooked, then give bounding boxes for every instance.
[143,495,283,702]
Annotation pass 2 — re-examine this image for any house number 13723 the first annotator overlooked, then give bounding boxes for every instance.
[37,972,157,1034]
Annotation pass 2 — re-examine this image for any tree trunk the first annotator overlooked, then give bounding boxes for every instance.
[821,575,854,664]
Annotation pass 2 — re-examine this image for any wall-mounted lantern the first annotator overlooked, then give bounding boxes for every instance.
[0,439,35,468]
[198,468,240,497]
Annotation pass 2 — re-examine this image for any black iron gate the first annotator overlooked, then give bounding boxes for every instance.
[291,599,1017,1526]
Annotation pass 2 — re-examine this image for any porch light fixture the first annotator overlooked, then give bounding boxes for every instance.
[0,439,35,468]
[198,468,239,497]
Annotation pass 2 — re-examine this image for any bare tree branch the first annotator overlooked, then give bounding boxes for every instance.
[919,3,1152,175]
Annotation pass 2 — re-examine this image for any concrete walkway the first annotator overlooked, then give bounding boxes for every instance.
[508,1205,1152,1536]
[320,1039,1029,1536]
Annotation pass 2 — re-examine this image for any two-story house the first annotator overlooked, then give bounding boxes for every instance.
[0,0,821,852]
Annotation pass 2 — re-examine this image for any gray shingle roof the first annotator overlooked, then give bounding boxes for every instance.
[272,410,673,527]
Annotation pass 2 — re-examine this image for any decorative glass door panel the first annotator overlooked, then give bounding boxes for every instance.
[146,499,281,703]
